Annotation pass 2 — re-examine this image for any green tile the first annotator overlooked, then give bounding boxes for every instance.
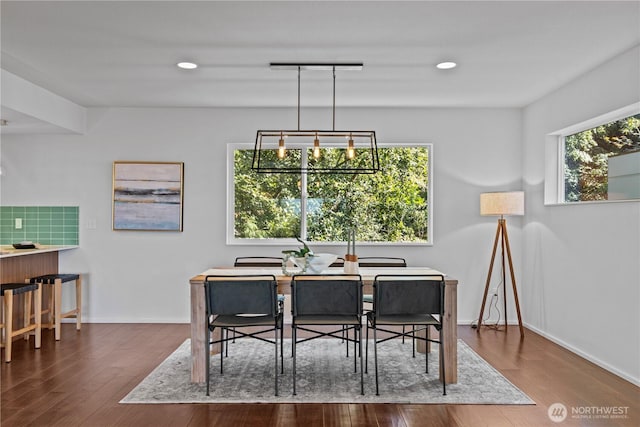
[38,206,51,215]
[64,207,79,217]
[12,207,26,216]
[37,217,52,226]
[51,207,63,214]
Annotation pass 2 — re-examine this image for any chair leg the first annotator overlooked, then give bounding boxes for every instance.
[412,325,416,358]
[75,275,82,330]
[353,327,357,372]
[54,279,62,341]
[34,284,41,349]
[280,316,284,374]
[224,329,229,357]
[47,283,54,329]
[220,332,224,374]
[346,326,350,358]
[365,319,369,374]
[23,291,32,341]
[4,290,13,362]
[359,325,364,395]
[402,325,405,344]
[292,325,297,396]
[274,322,279,396]
[426,326,430,374]
[373,325,379,396]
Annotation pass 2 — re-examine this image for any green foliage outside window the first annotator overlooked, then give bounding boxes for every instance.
[564,114,640,202]
[233,146,430,242]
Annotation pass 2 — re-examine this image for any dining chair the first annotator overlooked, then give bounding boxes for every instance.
[233,256,283,267]
[291,274,364,395]
[232,256,285,346]
[359,257,408,341]
[358,257,407,268]
[204,275,283,396]
[365,274,446,396]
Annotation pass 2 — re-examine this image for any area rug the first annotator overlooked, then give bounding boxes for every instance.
[120,339,534,404]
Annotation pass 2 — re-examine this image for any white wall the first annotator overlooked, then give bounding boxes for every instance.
[522,45,640,385]
[0,106,522,326]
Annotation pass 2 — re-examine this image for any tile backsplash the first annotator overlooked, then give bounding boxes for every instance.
[0,206,79,246]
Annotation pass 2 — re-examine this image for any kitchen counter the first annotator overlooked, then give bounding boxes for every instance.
[0,245,78,259]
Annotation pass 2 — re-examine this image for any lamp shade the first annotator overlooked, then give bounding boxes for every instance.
[480,191,524,216]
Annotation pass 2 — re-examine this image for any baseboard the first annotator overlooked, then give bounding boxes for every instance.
[524,322,640,387]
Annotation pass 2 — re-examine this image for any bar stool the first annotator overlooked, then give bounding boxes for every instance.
[29,274,81,341]
[1,283,42,362]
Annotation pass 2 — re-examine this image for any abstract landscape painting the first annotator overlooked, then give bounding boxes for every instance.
[113,161,184,231]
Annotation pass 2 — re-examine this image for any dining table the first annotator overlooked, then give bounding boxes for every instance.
[188,266,459,384]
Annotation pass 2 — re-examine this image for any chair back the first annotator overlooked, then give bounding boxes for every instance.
[330,257,345,267]
[373,274,444,317]
[233,257,283,267]
[358,257,407,267]
[204,275,278,317]
[292,275,362,317]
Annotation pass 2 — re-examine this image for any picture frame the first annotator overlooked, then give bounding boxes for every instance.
[112,161,184,231]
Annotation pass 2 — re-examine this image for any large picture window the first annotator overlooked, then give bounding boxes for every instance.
[562,113,640,202]
[228,144,432,245]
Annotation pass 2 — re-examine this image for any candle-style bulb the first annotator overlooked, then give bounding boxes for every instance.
[346,134,355,160]
[277,133,286,159]
[313,134,321,159]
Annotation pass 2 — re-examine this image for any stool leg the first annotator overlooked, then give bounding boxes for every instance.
[75,276,82,330]
[54,279,62,341]
[34,284,42,349]
[24,290,32,340]
[47,283,54,329]
[4,290,13,362]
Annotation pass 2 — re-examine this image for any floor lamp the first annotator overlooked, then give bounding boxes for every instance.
[477,191,525,338]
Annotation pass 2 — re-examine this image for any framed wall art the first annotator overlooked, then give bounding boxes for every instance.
[112,161,184,231]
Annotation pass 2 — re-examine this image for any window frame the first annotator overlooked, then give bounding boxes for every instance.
[226,142,433,246]
[545,102,640,205]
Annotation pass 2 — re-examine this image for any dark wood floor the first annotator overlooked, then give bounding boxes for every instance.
[1,324,638,426]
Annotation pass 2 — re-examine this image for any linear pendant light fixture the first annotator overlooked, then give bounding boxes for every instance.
[252,63,379,174]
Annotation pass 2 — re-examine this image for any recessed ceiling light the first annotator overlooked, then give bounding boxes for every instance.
[436,61,457,70]
[177,62,198,70]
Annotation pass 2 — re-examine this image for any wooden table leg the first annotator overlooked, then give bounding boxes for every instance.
[442,280,457,384]
[190,281,221,384]
[190,282,205,383]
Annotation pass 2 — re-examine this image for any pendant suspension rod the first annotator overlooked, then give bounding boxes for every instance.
[332,66,336,131]
[297,66,301,131]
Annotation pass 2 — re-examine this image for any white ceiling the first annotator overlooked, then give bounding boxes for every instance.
[1,1,639,117]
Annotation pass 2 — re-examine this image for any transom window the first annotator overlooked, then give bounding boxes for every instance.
[227,144,432,245]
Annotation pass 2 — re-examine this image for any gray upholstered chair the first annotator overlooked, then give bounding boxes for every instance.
[358,257,407,268]
[365,274,446,396]
[291,274,364,395]
[360,257,408,341]
[232,257,285,346]
[204,275,283,396]
[233,256,283,267]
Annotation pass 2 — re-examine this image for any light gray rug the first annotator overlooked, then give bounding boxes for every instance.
[121,339,534,404]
